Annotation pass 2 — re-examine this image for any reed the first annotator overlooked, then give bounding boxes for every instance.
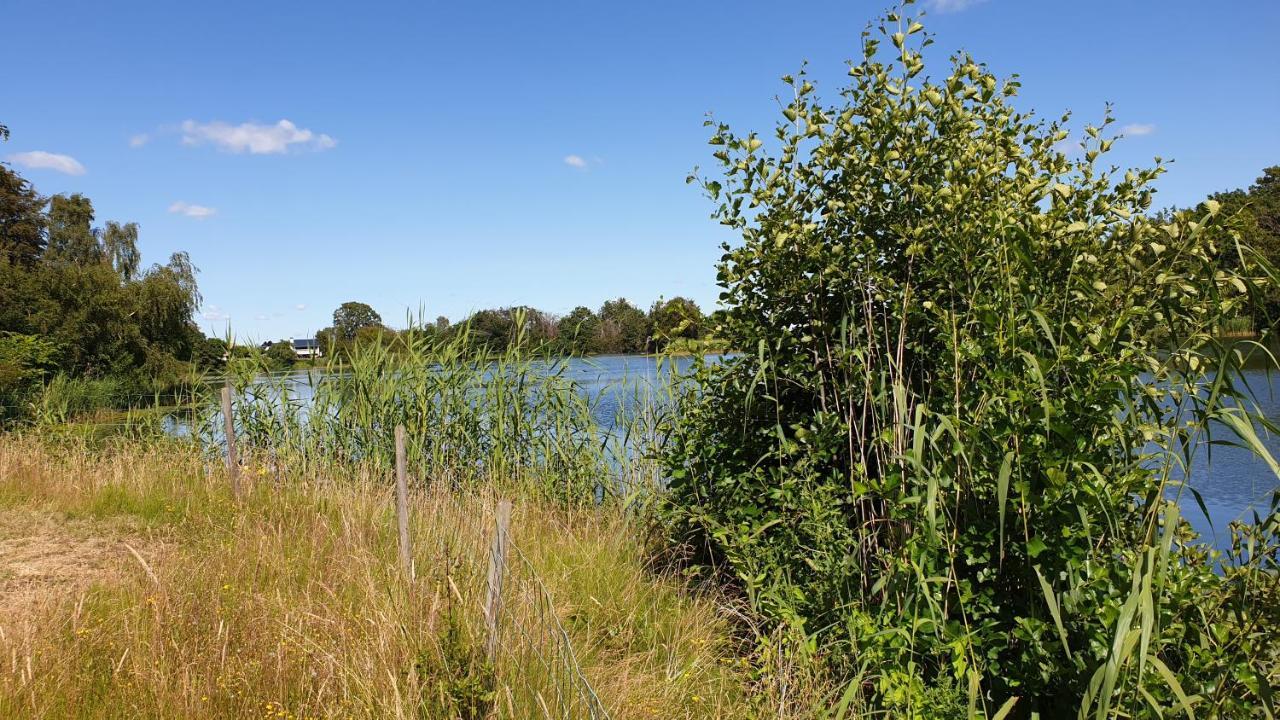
[205,312,671,506]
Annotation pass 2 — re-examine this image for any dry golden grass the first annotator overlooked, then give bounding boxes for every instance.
[0,435,830,719]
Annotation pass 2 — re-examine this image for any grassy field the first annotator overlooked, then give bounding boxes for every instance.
[0,434,828,719]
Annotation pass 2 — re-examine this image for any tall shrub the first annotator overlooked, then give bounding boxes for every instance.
[664,8,1278,717]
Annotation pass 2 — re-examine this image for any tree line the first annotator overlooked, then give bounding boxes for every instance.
[260,296,723,366]
[0,126,206,421]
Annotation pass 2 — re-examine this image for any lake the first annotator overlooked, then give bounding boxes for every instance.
[238,354,1280,547]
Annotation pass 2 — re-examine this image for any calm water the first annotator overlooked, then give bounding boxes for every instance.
[228,354,1280,545]
[1177,368,1280,545]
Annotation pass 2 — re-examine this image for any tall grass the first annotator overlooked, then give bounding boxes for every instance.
[0,434,837,719]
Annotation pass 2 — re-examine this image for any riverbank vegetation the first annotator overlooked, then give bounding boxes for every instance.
[663,7,1280,717]
[0,153,210,426]
[4,4,1280,719]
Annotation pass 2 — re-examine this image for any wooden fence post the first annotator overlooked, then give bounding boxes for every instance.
[395,424,413,581]
[484,499,512,661]
[221,381,240,499]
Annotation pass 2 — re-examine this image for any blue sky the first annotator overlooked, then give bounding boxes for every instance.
[4,0,1278,342]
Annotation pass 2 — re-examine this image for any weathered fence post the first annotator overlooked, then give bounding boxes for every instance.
[221,381,240,499]
[484,498,512,661]
[394,424,413,581]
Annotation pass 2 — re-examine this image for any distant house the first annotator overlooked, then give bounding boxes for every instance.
[291,337,322,359]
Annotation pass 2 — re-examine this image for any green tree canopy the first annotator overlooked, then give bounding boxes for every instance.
[556,306,601,354]
[265,339,297,368]
[0,164,46,266]
[46,194,101,265]
[332,301,382,343]
[598,298,651,354]
[0,132,204,403]
[102,221,141,281]
[648,296,704,349]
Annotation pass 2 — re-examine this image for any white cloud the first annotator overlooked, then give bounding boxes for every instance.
[926,0,988,12]
[202,305,230,322]
[563,154,588,169]
[6,150,86,176]
[1120,123,1156,137]
[295,304,307,311]
[180,119,337,155]
[168,201,217,220]
[129,133,150,148]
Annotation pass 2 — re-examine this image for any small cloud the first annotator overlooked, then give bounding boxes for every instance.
[256,314,270,321]
[6,150,86,176]
[129,133,150,148]
[180,119,337,155]
[169,201,217,220]
[202,305,230,322]
[295,304,307,311]
[926,0,988,12]
[1119,123,1155,137]
[563,154,588,170]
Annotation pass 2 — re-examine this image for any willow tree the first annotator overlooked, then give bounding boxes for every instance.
[664,7,1278,717]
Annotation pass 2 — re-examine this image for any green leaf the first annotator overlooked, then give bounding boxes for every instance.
[1150,656,1199,720]
[1026,537,1047,558]
[997,451,1013,562]
[1035,567,1073,661]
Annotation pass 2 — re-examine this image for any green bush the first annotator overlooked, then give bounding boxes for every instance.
[0,332,59,424]
[663,8,1279,718]
[264,340,297,369]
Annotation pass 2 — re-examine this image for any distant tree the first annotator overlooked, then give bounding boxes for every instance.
[315,326,338,355]
[466,308,515,351]
[529,308,558,345]
[599,298,652,354]
[332,301,382,343]
[192,337,227,370]
[460,306,557,352]
[557,306,601,354]
[354,324,397,348]
[46,194,101,265]
[649,296,705,350]
[265,340,297,368]
[706,308,729,335]
[0,164,47,266]
[434,315,450,332]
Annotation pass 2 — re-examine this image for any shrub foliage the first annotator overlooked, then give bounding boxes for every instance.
[664,7,1279,717]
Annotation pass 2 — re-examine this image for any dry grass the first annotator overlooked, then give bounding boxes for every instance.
[0,435,828,719]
